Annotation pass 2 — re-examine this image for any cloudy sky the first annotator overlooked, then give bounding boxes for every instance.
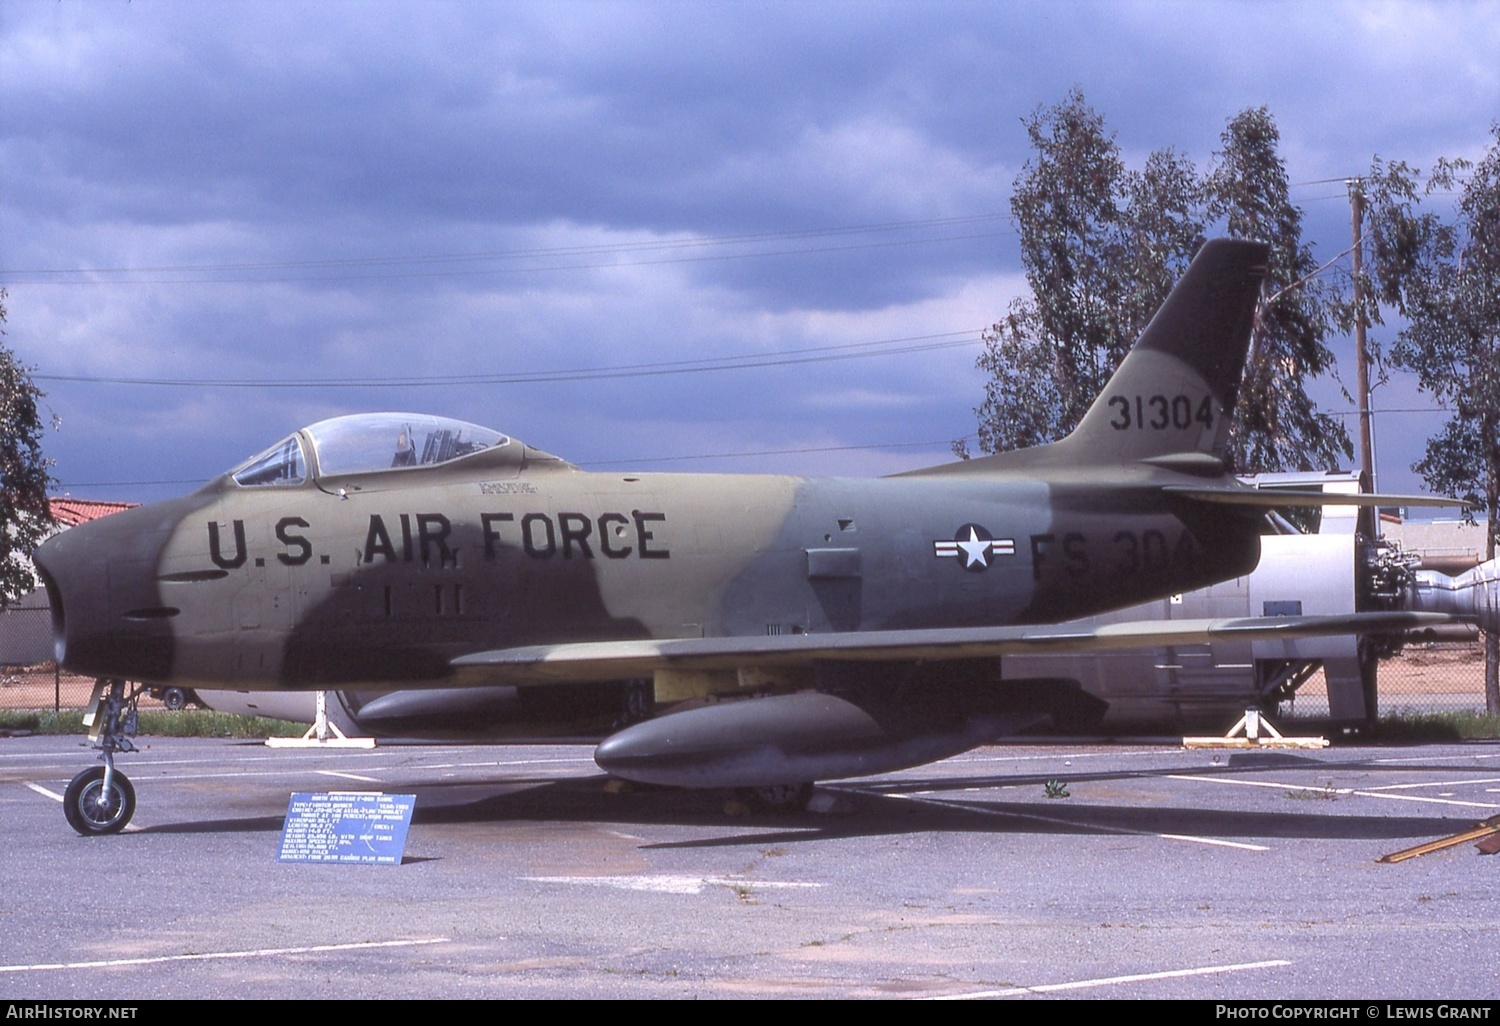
[3,1,1498,506]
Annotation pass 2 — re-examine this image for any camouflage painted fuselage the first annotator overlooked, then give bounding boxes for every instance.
[40,449,1259,691]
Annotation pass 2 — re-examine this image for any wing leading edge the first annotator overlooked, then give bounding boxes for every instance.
[1164,486,1467,508]
[450,611,1452,685]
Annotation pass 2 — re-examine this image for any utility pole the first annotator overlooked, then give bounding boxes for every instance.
[1349,178,1376,492]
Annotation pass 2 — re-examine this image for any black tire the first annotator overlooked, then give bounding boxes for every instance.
[63,767,135,835]
[162,687,188,711]
[738,782,814,813]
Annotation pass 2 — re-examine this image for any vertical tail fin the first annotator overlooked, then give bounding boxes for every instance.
[1060,238,1268,464]
[904,238,1268,477]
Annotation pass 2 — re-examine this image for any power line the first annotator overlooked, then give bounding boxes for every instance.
[582,437,970,468]
[1293,175,1366,186]
[34,329,986,388]
[55,479,210,488]
[9,212,1010,275]
[1330,406,1450,415]
[4,215,1014,286]
[55,435,979,488]
[11,232,1009,286]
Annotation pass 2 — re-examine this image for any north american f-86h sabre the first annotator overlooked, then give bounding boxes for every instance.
[35,239,1483,834]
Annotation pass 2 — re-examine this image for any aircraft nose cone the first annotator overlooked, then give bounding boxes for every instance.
[31,498,198,681]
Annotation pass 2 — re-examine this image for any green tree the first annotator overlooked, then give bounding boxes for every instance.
[972,98,1347,474]
[971,90,1204,454]
[1206,108,1351,473]
[1372,127,1500,712]
[0,287,55,605]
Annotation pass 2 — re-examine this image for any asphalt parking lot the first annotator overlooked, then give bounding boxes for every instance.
[3,733,1498,999]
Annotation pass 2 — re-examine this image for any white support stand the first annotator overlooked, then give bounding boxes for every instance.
[266,692,376,749]
[1183,708,1329,750]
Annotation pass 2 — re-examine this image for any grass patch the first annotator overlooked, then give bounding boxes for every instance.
[1376,710,1500,741]
[0,709,85,734]
[1284,780,1338,801]
[0,708,306,739]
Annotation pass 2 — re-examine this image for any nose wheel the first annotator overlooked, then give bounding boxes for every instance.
[63,766,136,835]
[66,678,142,836]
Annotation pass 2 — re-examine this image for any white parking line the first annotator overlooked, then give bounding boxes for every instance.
[929,959,1292,999]
[0,937,450,974]
[524,875,822,895]
[1350,791,1500,811]
[0,751,593,769]
[880,791,1269,850]
[926,749,1173,767]
[1362,776,1500,791]
[315,769,382,783]
[1375,752,1500,764]
[422,758,597,770]
[1157,833,1269,850]
[1166,774,1352,795]
[23,781,62,802]
[1170,773,1500,810]
[21,764,590,787]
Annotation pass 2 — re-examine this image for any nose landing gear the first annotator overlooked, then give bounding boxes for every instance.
[66,678,141,836]
[63,765,136,835]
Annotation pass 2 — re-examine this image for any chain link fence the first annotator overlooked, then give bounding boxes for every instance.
[1375,636,1493,715]
[0,605,152,711]
[1273,637,1494,724]
[0,605,65,710]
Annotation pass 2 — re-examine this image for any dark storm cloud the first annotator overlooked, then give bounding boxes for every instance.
[3,1,1499,501]
[16,9,1014,218]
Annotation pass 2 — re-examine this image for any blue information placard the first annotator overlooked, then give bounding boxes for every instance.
[278,792,416,865]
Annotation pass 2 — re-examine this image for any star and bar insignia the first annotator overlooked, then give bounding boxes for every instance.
[932,523,1016,572]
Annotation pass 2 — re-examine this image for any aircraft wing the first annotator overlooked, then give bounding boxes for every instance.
[450,610,1452,685]
[1165,486,1466,508]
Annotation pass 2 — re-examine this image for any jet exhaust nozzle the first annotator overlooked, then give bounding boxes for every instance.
[1410,557,1500,635]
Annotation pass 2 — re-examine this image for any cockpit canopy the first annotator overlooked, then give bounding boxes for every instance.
[231,413,511,487]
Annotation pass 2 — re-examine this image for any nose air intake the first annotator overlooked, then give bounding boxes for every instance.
[29,496,197,683]
[34,563,66,666]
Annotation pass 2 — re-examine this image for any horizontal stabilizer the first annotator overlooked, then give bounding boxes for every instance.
[451,611,1453,686]
[1165,486,1467,508]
